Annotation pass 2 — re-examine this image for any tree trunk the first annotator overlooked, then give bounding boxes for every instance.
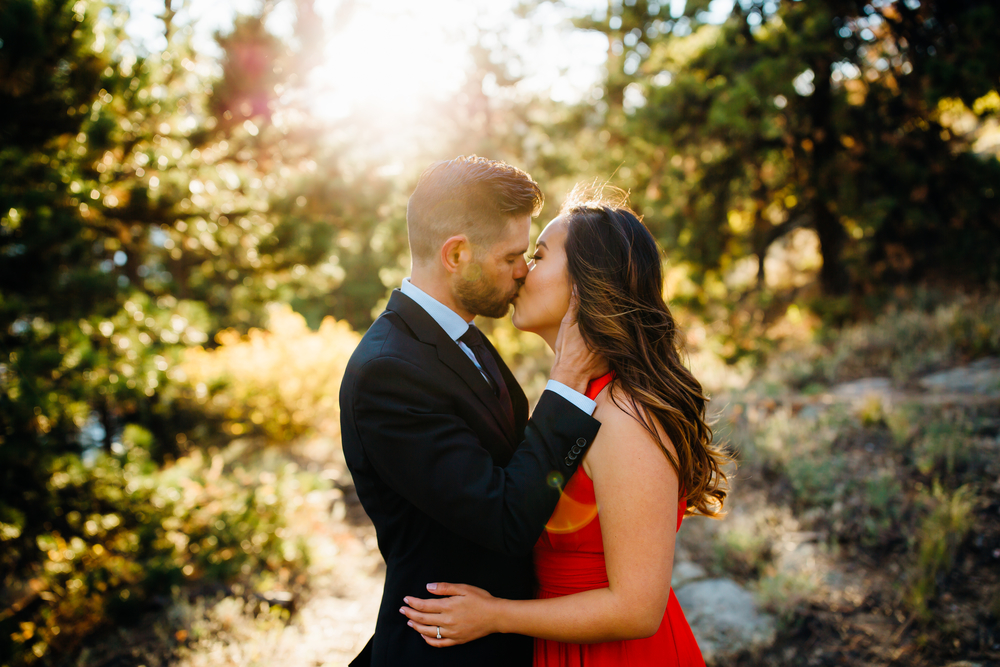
[814,201,849,294]
[808,55,850,295]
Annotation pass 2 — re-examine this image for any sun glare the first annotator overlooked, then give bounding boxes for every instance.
[307,1,472,124]
[125,0,608,160]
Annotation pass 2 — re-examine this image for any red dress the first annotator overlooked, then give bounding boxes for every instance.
[533,373,705,666]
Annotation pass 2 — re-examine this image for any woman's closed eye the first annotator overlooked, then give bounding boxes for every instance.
[527,253,542,262]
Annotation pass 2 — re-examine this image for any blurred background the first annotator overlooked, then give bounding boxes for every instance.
[1,0,999,665]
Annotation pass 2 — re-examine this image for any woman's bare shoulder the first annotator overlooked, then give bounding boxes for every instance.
[592,384,642,434]
[588,384,678,471]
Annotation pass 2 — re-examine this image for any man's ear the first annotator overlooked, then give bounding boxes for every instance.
[440,235,471,275]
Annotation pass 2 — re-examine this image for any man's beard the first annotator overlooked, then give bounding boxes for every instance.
[455,265,521,319]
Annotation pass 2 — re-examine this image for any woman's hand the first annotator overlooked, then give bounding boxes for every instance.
[400,582,500,647]
[550,289,607,393]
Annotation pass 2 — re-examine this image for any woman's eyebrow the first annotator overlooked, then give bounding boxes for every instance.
[536,240,548,250]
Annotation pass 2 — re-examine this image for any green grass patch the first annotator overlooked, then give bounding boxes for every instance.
[908,483,976,621]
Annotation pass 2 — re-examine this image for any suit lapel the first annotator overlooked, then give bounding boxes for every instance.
[386,291,518,451]
[436,342,518,446]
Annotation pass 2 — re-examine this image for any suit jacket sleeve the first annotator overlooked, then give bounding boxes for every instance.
[351,355,601,556]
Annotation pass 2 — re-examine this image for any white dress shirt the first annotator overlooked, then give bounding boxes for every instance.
[400,278,597,416]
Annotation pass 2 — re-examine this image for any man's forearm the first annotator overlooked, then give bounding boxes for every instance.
[543,380,597,415]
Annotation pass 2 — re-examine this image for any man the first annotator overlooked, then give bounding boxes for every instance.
[340,156,602,666]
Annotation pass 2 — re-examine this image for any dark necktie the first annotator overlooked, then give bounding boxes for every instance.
[459,325,514,427]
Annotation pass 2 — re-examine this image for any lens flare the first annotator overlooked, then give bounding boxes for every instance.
[544,485,598,534]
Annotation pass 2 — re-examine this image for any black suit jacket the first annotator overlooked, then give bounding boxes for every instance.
[339,290,601,667]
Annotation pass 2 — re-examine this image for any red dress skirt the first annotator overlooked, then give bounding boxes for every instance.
[533,373,705,666]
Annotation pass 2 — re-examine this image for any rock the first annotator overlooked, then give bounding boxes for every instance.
[829,377,896,401]
[797,404,822,421]
[776,540,817,575]
[671,561,708,588]
[919,357,1000,395]
[675,578,776,664]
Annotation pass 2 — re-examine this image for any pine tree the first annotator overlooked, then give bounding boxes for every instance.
[0,3,404,660]
[569,0,1000,305]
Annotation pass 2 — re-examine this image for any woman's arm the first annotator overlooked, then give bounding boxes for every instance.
[400,393,679,645]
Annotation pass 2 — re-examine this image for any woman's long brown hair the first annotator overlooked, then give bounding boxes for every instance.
[562,189,730,518]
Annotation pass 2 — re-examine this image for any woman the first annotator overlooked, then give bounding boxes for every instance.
[399,190,730,665]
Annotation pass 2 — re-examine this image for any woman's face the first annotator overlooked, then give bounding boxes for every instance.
[511,217,572,339]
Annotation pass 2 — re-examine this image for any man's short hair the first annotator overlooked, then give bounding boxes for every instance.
[406,156,543,263]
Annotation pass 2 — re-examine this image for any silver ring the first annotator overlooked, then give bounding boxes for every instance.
[436,626,442,639]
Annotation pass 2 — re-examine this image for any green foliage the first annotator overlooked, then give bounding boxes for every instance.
[0,1,392,663]
[785,452,847,510]
[724,368,993,654]
[791,290,1000,385]
[855,472,905,550]
[0,440,307,665]
[576,0,1000,301]
[908,483,976,621]
[885,401,922,445]
[725,294,999,648]
[743,395,972,553]
[858,394,886,428]
[754,570,819,623]
[712,525,774,578]
[913,420,974,478]
[750,402,848,470]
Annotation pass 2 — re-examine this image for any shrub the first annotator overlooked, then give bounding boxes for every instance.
[908,483,976,620]
[885,402,923,446]
[786,454,848,510]
[754,570,819,622]
[913,420,975,478]
[180,305,360,442]
[855,471,905,550]
[0,437,308,666]
[858,394,886,428]
[771,290,1000,387]
[712,525,774,578]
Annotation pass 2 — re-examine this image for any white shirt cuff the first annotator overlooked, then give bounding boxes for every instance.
[545,380,597,416]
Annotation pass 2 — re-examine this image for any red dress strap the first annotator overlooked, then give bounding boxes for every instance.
[585,373,614,400]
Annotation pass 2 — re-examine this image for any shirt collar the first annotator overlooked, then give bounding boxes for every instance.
[400,278,472,342]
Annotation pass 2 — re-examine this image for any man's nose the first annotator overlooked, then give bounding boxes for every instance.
[513,256,528,280]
